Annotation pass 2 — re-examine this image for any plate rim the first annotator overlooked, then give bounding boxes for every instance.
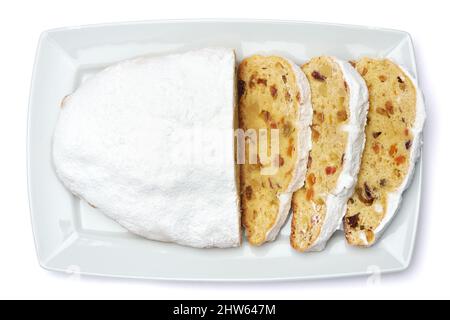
[41,18,412,38]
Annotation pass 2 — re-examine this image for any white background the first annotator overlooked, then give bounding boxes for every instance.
[0,0,448,300]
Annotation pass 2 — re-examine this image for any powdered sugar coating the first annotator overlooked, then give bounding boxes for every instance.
[53,48,241,248]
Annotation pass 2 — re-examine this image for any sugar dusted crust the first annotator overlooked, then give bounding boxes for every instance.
[53,48,241,248]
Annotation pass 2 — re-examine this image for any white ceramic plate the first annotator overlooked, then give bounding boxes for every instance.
[28,20,423,281]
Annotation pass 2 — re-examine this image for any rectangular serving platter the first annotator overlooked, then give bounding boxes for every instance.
[28,20,422,281]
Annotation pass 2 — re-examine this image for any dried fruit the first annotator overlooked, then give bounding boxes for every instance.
[376,107,390,117]
[285,91,292,102]
[259,110,271,122]
[237,80,245,98]
[311,70,326,81]
[397,76,404,83]
[365,230,375,243]
[312,127,320,141]
[372,131,382,139]
[315,112,325,123]
[379,75,387,82]
[307,155,312,169]
[282,121,293,136]
[380,179,387,187]
[337,110,348,122]
[357,183,375,205]
[307,173,316,186]
[306,188,314,201]
[405,140,412,150]
[270,85,278,98]
[385,101,394,114]
[372,142,381,154]
[282,75,287,83]
[287,144,294,157]
[257,78,267,86]
[364,183,373,199]
[325,166,337,175]
[244,186,253,200]
[278,155,285,167]
[347,213,360,229]
[389,144,398,157]
[395,155,406,165]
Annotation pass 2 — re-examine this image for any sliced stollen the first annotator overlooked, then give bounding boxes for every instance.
[344,58,425,246]
[290,56,369,252]
[53,48,241,248]
[238,55,313,246]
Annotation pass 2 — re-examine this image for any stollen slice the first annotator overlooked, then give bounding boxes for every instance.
[291,56,369,252]
[344,58,425,246]
[238,55,313,245]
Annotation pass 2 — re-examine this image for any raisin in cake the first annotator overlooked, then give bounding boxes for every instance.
[344,58,425,246]
[53,48,241,248]
[290,56,369,252]
[238,55,313,246]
